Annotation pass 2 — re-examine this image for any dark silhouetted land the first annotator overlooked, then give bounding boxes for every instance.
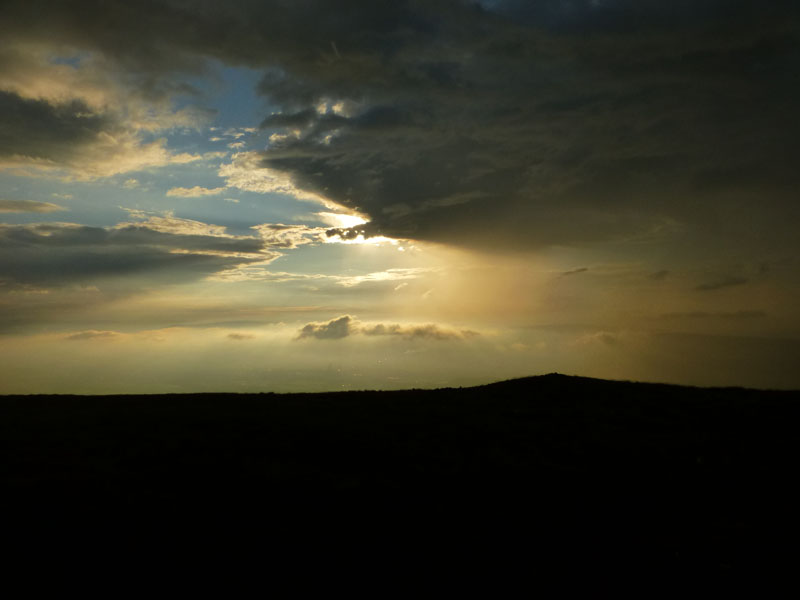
[3,374,799,591]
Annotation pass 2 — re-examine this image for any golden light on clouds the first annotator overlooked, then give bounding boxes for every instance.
[315,212,367,229]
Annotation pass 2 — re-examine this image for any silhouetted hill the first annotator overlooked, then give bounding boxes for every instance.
[3,374,799,591]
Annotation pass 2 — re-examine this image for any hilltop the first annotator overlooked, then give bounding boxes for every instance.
[3,374,798,590]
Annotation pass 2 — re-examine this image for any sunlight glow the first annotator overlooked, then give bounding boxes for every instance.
[316,212,368,228]
[325,233,400,246]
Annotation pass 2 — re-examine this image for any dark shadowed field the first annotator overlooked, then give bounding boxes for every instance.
[3,374,799,592]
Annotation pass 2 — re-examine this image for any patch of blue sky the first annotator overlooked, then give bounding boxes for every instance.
[146,65,271,179]
[164,193,320,236]
[0,173,119,227]
[132,157,318,226]
[47,52,90,68]
[174,62,268,131]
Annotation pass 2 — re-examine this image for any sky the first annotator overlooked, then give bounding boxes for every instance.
[1,0,799,393]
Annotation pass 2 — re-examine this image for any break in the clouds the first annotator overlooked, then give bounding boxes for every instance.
[297,315,478,341]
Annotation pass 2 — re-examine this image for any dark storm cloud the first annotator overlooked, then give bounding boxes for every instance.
[4,1,800,249]
[246,0,800,249]
[0,223,269,287]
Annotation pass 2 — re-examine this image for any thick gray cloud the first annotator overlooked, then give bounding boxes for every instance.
[3,1,800,249]
[0,91,110,163]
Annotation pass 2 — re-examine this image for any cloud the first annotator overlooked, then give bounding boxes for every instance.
[297,315,479,341]
[251,223,327,249]
[0,220,271,287]
[335,268,433,287]
[561,267,588,277]
[572,331,620,347]
[116,210,265,247]
[227,332,255,340]
[361,323,478,341]
[694,277,749,292]
[207,266,433,287]
[218,152,332,206]
[0,0,797,252]
[297,315,354,340]
[660,310,767,320]
[166,186,227,198]
[649,270,670,280]
[208,266,326,283]
[0,199,65,213]
[65,329,121,341]
[0,90,110,163]
[0,85,206,180]
[240,1,800,251]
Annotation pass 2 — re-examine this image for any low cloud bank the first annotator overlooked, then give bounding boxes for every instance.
[297,315,478,341]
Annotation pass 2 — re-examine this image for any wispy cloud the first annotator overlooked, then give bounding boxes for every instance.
[694,277,749,292]
[0,199,65,213]
[218,152,337,208]
[251,223,327,249]
[649,270,670,280]
[166,186,227,198]
[335,268,434,287]
[64,329,121,341]
[227,332,256,340]
[660,310,766,320]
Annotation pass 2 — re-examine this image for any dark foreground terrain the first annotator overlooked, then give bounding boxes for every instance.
[3,374,799,591]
